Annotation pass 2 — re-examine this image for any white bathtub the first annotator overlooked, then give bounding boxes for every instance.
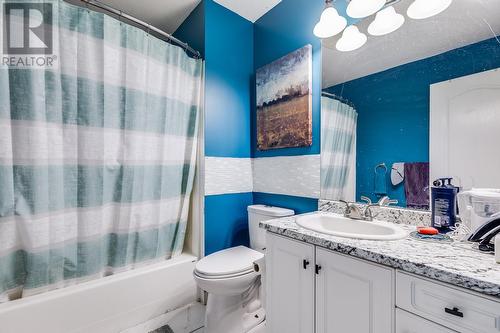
[0,254,199,333]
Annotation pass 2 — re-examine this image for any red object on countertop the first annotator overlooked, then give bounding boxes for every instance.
[417,226,439,235]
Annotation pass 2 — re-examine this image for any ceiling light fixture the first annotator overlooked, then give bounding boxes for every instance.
[367,6,405,36]
[407,0,453,19]
[314,0,453,52]
[346,0,386,18]
[336,25,367,52]
[313,1,347,38]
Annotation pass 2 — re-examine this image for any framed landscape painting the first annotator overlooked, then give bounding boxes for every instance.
[256,44,313,150]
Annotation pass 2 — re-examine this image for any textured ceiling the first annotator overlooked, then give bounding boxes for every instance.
[98,0,201,34]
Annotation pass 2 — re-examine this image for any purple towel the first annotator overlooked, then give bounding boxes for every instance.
[404,162,430,210]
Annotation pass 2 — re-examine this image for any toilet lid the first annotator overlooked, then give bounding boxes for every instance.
[195,246,264,277]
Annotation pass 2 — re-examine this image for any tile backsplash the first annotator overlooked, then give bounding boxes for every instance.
[318,199,432,226]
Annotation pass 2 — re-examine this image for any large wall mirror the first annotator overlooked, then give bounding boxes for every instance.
[320,0,500,210]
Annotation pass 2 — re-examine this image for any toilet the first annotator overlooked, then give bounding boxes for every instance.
[193,205,294,333]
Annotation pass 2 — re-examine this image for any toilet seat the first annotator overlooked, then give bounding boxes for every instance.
[194,246,264,278]
[194,267,255,280]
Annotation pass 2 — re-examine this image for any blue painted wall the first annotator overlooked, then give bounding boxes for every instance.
[253,0,323,158]
[250,0,324,214]
[202,1,255,254]
[325,37,500,206]
[205,193,253,255]
[175,1,255,255]
[173,2,205,58]
[175,0,329,255]
[205,0,254,158]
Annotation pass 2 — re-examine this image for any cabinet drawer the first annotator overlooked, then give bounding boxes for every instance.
[396,272,500,333]
[396,308,457,333]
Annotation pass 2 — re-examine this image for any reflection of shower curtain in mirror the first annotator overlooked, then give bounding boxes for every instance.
[0,0,203,302]
[321,97,357,201]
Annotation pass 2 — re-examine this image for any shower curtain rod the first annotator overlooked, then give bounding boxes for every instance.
[321,91,355,108]
[67,0,201,58]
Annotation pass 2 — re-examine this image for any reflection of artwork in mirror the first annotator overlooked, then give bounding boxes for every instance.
[320,0,500,210]
[256,45,312,150]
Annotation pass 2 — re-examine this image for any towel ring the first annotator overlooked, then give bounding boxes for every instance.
[375,163,387,174]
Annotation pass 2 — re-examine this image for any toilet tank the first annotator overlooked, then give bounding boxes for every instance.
[247,205,294,252]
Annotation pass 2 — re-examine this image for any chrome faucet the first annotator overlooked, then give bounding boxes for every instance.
[360,196,398,221]
[339,199,379,221]
[339,197,391,222]
[362,204,380,221]
[338,200,365,220]
[360,196,380,221]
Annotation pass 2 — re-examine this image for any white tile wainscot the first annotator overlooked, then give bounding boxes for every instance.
[204,157,253,195]
[253,154,320,198]
[204,155,320,198]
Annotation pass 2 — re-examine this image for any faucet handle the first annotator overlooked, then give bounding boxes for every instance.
[386,199,398,206]
[338,200,352,214]
[377,196,399,207]
[363,203,382,221]
[360,196,372,205]
[377,196,389,205]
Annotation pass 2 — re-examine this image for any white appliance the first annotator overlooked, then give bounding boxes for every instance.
[457,188,500,232]
[193,205,294,333]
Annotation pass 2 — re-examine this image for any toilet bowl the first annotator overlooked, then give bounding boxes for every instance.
[193,205,294,333]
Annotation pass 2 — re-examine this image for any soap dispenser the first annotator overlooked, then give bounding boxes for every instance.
[431,178,459,233]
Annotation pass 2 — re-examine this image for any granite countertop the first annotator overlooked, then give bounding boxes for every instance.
[260,213,500,298]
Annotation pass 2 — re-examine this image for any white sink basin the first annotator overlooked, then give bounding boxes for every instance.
[296,212,408,240]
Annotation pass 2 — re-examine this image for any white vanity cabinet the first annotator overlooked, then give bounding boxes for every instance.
[315,247,394,333]
[265,232,500,333]
[266,233,394,333]
[265,232,315,333]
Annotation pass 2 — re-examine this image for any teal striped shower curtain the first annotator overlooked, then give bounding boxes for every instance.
[0,0,203,301]
[321,97,357,201]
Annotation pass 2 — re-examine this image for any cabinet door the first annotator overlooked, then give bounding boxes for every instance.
[266,233,315,333]
[396,309,457,333]
[316,248,394,333]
